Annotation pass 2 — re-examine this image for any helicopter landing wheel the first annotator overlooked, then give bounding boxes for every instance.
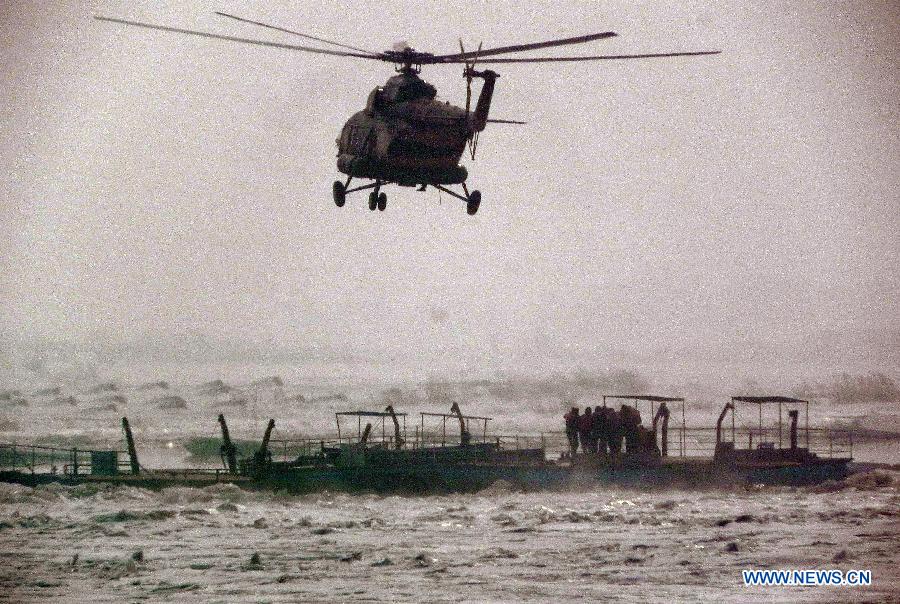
[377,192,387,211]
[466,190,481,216]
[332,181,346,207]
[368,191,378,211]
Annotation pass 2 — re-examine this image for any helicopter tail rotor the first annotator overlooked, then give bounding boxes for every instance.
[460,40,485,159]
[459,39,482,117]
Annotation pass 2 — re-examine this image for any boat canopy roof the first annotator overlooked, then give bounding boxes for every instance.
[732,396,807,404]
[605,394,684,402]
[335,410,408,417]
[420,411,492,421]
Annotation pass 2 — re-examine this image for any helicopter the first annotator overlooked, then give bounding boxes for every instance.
[96,12,719,215]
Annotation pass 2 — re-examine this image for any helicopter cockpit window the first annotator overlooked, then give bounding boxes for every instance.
[366,87,384,114]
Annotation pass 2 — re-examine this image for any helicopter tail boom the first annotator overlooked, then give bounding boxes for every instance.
[468,69,499,133]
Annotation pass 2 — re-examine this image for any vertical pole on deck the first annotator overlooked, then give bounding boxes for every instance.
[805,401,809,449]
[442,417,446,446]
[681,400,686,456]
[731,398,736,444]
[122,417,140,475]
[73,447,79,476]
[758,403,762,444]
[778,402,782,448]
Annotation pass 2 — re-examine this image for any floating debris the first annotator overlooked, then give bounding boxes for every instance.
[245,552,262,570]
[413,552,436,567]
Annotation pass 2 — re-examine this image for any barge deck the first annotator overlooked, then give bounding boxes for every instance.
[0,395,853,493]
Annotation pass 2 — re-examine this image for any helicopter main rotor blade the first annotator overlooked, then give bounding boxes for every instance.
[486,118,527,124]
[214,11,376,54]
[442,50,722,64]
[94,16,385,60]
[431,31,617,62]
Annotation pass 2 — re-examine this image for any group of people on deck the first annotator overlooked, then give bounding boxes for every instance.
[563,404,661,459]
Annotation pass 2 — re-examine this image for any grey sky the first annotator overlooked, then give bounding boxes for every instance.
[1,1,898,382]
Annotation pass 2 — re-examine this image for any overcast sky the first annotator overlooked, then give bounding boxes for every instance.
[1,1,897,382]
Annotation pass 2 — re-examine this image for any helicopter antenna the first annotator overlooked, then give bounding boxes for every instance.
[214,11,376,54]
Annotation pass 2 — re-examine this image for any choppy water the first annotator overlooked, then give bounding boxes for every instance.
[2,376,900,601]
[0,475,898,602]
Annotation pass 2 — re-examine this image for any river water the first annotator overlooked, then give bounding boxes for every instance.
[0,476,898,602]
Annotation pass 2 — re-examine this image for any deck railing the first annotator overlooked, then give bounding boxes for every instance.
[0,443,131,475]
[266,431,551,463]
[538,426,853,459]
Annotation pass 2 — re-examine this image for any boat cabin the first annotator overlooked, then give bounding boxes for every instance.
[715,395,829,463]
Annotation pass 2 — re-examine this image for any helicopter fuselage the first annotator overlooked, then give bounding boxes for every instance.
[336,71,495,186]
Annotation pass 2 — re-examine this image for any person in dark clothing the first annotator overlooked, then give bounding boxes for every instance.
[620,404,643,454]
[563,406,580,455]
[592,406,610,458]
[577,407,595,453]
